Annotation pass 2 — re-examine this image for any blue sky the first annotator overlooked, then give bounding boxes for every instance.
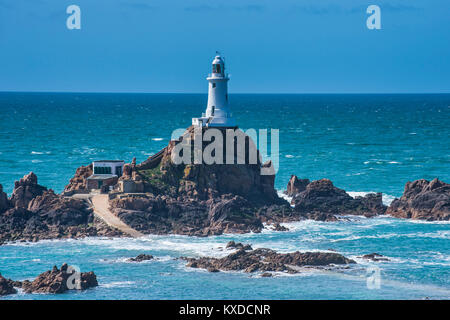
[0,0,449,93]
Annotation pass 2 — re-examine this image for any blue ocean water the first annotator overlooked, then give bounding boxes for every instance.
[0,93,449,299]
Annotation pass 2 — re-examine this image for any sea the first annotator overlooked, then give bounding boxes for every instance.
[0,92,449,299]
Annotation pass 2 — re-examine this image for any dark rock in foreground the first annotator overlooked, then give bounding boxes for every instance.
[387,178,450,221]
[291,178,387,218]
[0,274,17,296]
[21,263,98,294]
[128,254,154,262]
[183,247,355,274]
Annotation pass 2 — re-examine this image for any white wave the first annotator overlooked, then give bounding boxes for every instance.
[101,281,135,289]
[152,138,164,141]
[31,151,44,155]
[285,154,294,158]
[276,190,293,206]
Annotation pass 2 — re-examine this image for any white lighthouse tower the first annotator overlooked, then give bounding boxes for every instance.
[192,54,236,128]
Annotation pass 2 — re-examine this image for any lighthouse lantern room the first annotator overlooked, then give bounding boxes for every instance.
[192,54,236,128]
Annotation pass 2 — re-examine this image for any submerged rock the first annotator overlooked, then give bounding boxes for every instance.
[387,178,450,221]
[183,247,355,274]
[128,254,154,262]
[359,253,390,262]
[225,241,253,250]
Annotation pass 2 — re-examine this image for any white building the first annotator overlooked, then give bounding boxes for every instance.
[192,54,236,128]
[86,160,125,191]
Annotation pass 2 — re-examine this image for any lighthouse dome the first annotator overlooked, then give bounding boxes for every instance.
[212,55,225,75]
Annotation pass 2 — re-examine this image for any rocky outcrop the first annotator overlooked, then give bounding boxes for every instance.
[0,184,10,213]
[285,176,310,197]
[110,193,265,236]
[0,173,122,245]
[183,247,355,274]
[9,172,47,209]
[21,263,98,294]
[0,274,17,296]
[386,178,450,221]
[128,254,154,262]
[292,179,387,218]
[64,164,93,193]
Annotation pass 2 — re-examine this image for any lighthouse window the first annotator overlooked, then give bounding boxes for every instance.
[212,106,215,115]
[213,64,221,74]
[212,83,216,88]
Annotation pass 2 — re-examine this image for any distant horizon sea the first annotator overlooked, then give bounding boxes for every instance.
[0,92,449,299]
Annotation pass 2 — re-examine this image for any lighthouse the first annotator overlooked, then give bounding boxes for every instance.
[192,54,236,128]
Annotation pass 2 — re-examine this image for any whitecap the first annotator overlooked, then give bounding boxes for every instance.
[152,138,164,141]
[101,281,135,288]
[285,154,294,158]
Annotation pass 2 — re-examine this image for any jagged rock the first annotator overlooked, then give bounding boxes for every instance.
[21,264,98,294]
[292,179,386,218]
[9,172,47,209]
[64,164,93,193]
[0,184,10,214]
[386,178,450,221]
[128,254,154,262]
[261,272,272,277]
[359,253,389,262]
[285,175,310,197]
[0,274,17,296]
[183,247,355,274]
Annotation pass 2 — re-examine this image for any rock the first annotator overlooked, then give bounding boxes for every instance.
[272,223,289,231]
[0,184,11,214]
[386,178,450,221]
[0,175,122,244]
[64,164,93,193]
[9,172,47,209]
[27,190,93,226]
[128,254,154,262]
[285,175,310,197]
[0,274,17,296]
[226,241,253,250]
[260,272,272,277]
[359,253,389,262]
[207,267,220,273]
[292,179,386,218]
[21,264,98,294]
[183,246,355,274]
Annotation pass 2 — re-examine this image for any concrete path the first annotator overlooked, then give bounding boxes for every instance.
[91,194,143,238]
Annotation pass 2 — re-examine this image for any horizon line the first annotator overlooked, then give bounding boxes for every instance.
[1,90,450,95]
